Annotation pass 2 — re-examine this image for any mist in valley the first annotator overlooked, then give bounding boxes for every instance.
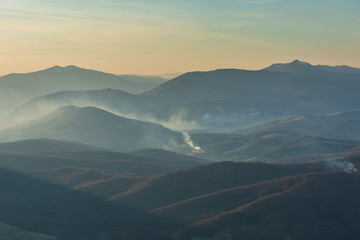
[1,0,360,238]
[1,60,360,240]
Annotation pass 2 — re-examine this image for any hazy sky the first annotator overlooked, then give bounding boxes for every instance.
[0,0,359,75]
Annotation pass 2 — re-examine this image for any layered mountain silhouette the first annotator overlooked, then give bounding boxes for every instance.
[10,60,360,132]
[107,160,360,239]
[160,171,360,240]
[110,161,328,210]
[316,65,360,73]
[238,109,360,140]
[118,74,168,85]
[1,60,360,239]
[8,88,148,125]
[0,106,183,151]
[0,138,99,153]
[0,221,56,240]
[0,149,203,177]
[0,65,164,117]
[191,130,360,163]
[0,145,359,239]
[263,59,360,74]
[262,59,325,73]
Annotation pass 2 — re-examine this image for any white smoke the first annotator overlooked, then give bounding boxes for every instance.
[182,132,205,153]
[326,160,358,173]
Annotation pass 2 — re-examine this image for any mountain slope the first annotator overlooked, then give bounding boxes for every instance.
[7,88,149,125]
[145,60,354,103]
[0,65,161,116]
[262,59,325,73]
[118,75,168,86]
[106,159,360,240]
[140,61,360,127]
[237,109,360,140]
[316,64,360,74]
[0,150,203,178]
[9,60,360,131]
[263,60,360,74]
[0,221,56,240]
[110,161,329,211]
[0,156,358,240]
[0,106,183,151]
[0,138,99,153]
[191,130,360,163]
[0,166,141,240]
[174,171,360,240]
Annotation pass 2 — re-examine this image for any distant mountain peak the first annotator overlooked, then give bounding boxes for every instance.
[65,65,80,69]
[48,65,62,70]
[45,65,69,73]
[263,59,322,73]
[291,59,310,65]
[46,65,81,72]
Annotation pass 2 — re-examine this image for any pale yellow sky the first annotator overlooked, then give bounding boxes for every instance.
[0,0,359,76]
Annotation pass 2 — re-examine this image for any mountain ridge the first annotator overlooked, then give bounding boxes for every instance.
[0,106,183,152]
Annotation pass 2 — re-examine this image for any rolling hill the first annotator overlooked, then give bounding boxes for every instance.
[1,60,360,240]
[0,138,99,153]
[144,60,360,109]
[0,155,358,240]
[237,109,360,140]
[315,65,360,74]
[9,60,360,132]
[0,65,163,117]
[7,88,149,125]
[110,161,329,211]
[0,147,205,177]
[190,130,360,163]
[0,221,56,240]
[0,106,183,151]
[106,159,360,240]
[164,171,360,240]
[140,60,360,129]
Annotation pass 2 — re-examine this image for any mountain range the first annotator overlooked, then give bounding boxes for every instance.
[6,60,359,133]
[0,65,166,117]
[0,105,183,152]
[1,60,360,239]
[264,60,360,74]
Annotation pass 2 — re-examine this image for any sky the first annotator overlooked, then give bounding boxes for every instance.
[0,0,359,76]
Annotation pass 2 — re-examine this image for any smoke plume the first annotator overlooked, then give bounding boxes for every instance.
[326,160,358,173]
[182,132,205,153]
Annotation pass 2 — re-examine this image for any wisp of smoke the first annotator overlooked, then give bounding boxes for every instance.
[326,160,358,173]
[182,132,205,153]
[109,106,203,132]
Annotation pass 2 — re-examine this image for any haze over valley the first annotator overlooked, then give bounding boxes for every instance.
[1,0,360,238]
[0,59,360,239]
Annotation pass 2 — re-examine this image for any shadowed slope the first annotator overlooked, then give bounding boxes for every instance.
[175,171,360,240]
[10,61,360,132]
[0,65,162,116]
[191,130,360,163]
[0,138,99,153]
[237,109,360,140]
[0,106,182,151]
[110,161,328,211]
